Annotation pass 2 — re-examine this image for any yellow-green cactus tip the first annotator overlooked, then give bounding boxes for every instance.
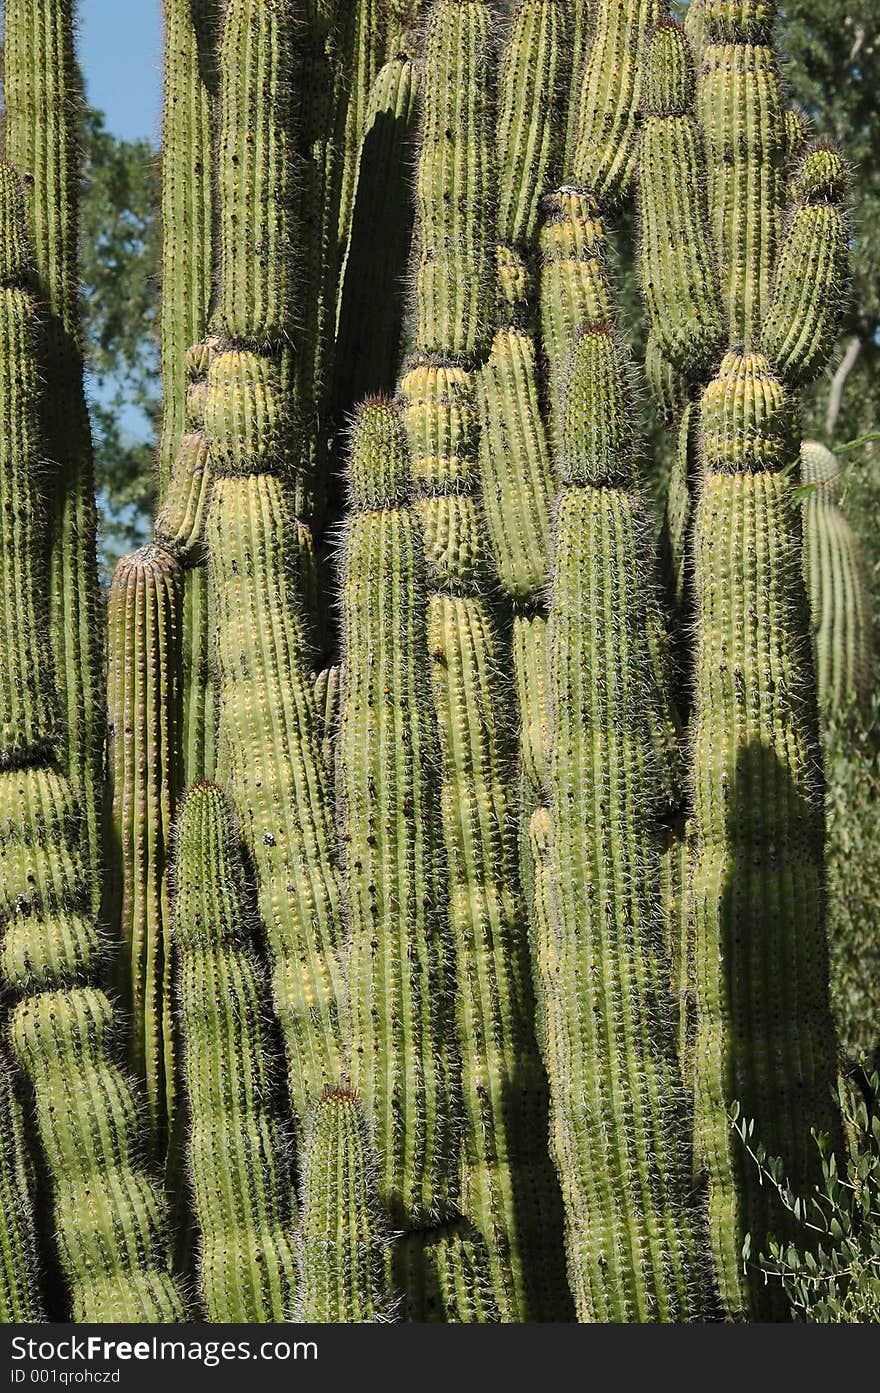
[795,147,849,204]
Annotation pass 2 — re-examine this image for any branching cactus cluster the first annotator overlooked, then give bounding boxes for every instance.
[0,0,864,1325]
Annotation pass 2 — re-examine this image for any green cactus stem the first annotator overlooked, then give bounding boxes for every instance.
[337,1,387,256]
[512,613,550,800]
[314,664,342,782]
[207,0,347,1123]
[0,163,185,1322]
[644,331,689,424]
[415,0,496,363]
[207,466,347,1123]
[697,0,785,347]
[690,352,841,1319]
[563,0,594,173]
[217,0,296,348]
[394,1221,500,1323]
[637,22,724,380]
[293,1,354,529]
[335,54,421,412]
[174,783,298,1323]
[478,327,555,602]
[546,325,709,1322]
[400,360,570,1322]
[0,1051,44,1322]
[496,1,569,254]
[157,0,217,494]
[801,442,875,713]
[339,398,462,1229]
[539,189,614,441]
[3,0,105,913]
[154,337,220,788]
[571,0,664,206]
[106,545,184,1157]
[297,1090,393,1323]
[762,148,850,386]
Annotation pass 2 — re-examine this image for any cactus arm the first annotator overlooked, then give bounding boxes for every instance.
[697,2,785,347]
[0,1052,44,1322]
[154,338,221,789]
[644,331,689,424]
[762,149,850,386]
[208,466,347,1121]
[105,547,184,1159]
[538,190,614,447]
[174,784,298,1323]
[571,0,664,206]
[336,1,388,256]
[216,0,295,347]
[394,1221,500,1323]
[546,326,709,1321]
[206,0,348,1123]
[297,1090,393,1323]
[339,399,462,1229]
[334,55,421,411]
[0,165,186,1322]
[496,1,569,253]
[637,23,724,379]
[801,443,875,713]
[689,353,841,1318]
[400,360,570,1322]
[562,2,594,174]
[478,327,555,602]
[157,0,217,493]
[3,0,105,911]
[414,0,497,362]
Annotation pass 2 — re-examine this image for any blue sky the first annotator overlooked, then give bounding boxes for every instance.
[79,0,162,143]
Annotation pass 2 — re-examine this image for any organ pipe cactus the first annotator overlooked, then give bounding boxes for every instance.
[400,0,570,1322]
[636,5,847,1320]
[0,0,868,1328]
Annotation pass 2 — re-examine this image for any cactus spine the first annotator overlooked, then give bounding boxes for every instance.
[174,784,298,1323]
[297,1091,392,1323]
[339,398,462,1229]
[3,0,105,912]
[0,162,185,1323]
[0,1051,44,1321]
